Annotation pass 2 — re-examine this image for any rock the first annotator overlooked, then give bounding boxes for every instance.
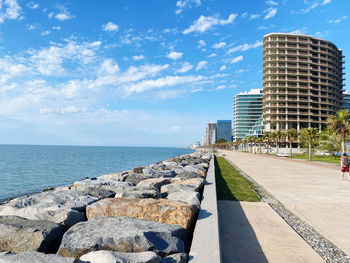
[0,190,97,227]
[161,183,198,196]
[79,186,116,199]
[183,165,206,177]
[114,186,160,199]
[98,171,129,181]
[123,173,154,185]
[0,251,76,263]
[161,253,188,263]
[172,178,205,192]
[0,216,64,253]
[132,167,145,173]
[74,179,133,189]
[167,191,201,209]
[174,171,204,180]
[142,168,177,178]
[199,162,209,169]
[57,216,186,258]
[136,178,171,189]
[79,250,161,263]
[86,198,197,230]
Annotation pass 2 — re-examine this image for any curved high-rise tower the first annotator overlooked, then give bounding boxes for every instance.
[263,33,345,131]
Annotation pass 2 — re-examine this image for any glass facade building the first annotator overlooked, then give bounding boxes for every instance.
[216,120,232,141]
[234,90,263,140]
[342,93,350,111]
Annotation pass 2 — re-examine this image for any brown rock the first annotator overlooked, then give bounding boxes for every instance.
[136,178,171,189]
[86,198,197,229]
[171,178,205,191]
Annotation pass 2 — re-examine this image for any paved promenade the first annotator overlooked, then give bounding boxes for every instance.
[219,150,350,257]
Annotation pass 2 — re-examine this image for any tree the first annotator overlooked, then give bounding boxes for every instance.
[256,137,263,154]
[300,127,319,161]
[262,132,272,153]
[319,128,341,155]
[327,110,350,154]
[215,138,226,144]
[271,130,285,154]
[285,128,298,158]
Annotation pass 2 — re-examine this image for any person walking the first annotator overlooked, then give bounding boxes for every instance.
[340,153,350,180]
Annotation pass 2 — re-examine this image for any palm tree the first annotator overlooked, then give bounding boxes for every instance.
[271,130,284,154]
[300,127,319,161]
[285,128,298,158]
[327,110,350,154]
[256,137,263,154]
[262,132,271,153]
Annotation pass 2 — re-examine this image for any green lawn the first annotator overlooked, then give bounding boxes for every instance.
[215,156,260,202]
[292,153,340,165]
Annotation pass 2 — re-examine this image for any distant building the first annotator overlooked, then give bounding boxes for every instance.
[216,120,232,141]
[248,116,265,137]
[263,33,345,132]
[208,123,217,145]
[234,89,263,140]
[342,92,350,111]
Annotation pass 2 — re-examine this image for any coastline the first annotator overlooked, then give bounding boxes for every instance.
[0,148,211,262]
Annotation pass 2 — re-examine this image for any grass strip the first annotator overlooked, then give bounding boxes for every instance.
[291,153,340,165]
[215,156,260,202]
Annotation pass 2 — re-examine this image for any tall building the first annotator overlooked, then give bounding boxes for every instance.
[216,120,232,141]
[208,123,217,145]
[263,33,345,132]
[234,89,263,140]
[342,92,350,111]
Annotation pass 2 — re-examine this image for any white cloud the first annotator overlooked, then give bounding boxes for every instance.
[132,55,145,61]
[219,65,226,71]
[176,62,193,73]
[0,0,21,23]
[197,40,206,48]
[322,0,331,5]
[230,55,243,64]
[208,53,217,58]
[102,22,119,32]
[250,14,260,20]
[125,75,204,94]
[26,1,39,9]
[216,85,226,90]
[289,28,307,34]
[175,0,201,14]
[55,11,72,21]
[213,42,226,49]
[327,16,347,24]
[196,61,208,71]
[266,0,278,5]
[41,30,51,36]
[264,8,277,19]
[241,12,248,18]
[52,26,61,30]
[167,51,183,60]
[183,13,237,34]
[300,0,331,14]
[27,24,35,30]
[227,40,262,54]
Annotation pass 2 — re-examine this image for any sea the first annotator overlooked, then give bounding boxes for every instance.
[0,145,194,201]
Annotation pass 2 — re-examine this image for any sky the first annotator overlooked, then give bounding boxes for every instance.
[0,0,349,147]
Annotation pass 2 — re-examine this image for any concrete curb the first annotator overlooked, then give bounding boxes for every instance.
[188,154,221,263]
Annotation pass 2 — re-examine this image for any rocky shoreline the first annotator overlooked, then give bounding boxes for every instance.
[0,149,211,263]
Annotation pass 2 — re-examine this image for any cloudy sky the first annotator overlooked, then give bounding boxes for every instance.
[0,0,348,146]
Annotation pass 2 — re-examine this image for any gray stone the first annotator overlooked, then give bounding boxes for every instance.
[114,186,160,199]
[0,251,77,263]
[79,186,116,199]
[167,191,201,209]
[0,216,64,253]
[174,171,204,180]
[58,216,186,258]
[161,183,198,197]
[123,173,154,185]
[0,190,97,227]
[161,253,188,263]
[74,179,133,189]
[79,250,161,263]
[97,171,129,181]
[142,168,177,178]
[132,167,145,173]
[136,178,171,189]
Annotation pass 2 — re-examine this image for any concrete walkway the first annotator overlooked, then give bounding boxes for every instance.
[219,201,323,263]
[219,150,350,256]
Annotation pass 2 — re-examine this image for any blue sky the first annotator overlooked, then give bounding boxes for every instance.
[0,0,348,147]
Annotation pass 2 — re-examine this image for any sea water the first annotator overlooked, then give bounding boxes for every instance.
[0,145,193,201]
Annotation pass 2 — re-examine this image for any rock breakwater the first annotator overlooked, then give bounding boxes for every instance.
[0,149,211,263]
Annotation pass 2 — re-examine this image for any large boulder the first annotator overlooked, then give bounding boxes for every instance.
[161,253,188,263]
[0,216,64,253]
[171,178,205,192]
[114,186,160,199]
[97,171,129,181]
[74,178,133,189]
[79,250,161,263]
[0,251,76,263]
[0,190,97,227]
[182,165,206,177]
[136,178,171,189]
[86,198,197,230]
[166,191,201,209]
[142,168,177,178]
[161,183,198,196]
[57,216,186,258]
[122,173,154,185]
